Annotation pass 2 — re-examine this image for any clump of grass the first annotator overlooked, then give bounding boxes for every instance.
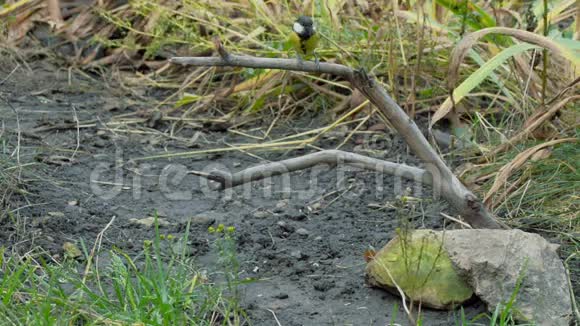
[208,223,244,300]
[508,143,578,227]
[466,141,579,233]
[0,220,246,325]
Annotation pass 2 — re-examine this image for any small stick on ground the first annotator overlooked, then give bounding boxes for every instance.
[440,212,473,229]
[266,308,282,326]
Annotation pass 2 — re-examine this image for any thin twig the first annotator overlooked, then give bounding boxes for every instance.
[266,309,282,326]
[0,64,20,86]
[373,257,416,325]
[70,104,80,160]
[323,184,355,209]
[440,212,473,229]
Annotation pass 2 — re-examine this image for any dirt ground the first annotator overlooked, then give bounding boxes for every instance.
[0,59,489,325]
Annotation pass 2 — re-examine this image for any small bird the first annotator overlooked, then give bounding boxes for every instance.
[288,16,320,62]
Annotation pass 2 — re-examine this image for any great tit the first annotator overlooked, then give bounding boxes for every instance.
[288,16,320,61]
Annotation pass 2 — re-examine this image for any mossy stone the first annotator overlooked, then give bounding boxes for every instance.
[365,230,473,309]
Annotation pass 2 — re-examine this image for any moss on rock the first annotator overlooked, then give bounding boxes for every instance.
[365,230,473,310]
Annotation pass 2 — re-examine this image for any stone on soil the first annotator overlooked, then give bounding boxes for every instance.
[443,229,572,326]
[366,229,572,325]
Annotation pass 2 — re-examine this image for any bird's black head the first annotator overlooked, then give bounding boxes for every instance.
[293,16,316,40]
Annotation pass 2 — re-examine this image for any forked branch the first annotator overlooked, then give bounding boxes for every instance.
[171,41,504,229]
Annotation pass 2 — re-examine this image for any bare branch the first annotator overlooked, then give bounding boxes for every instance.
[171,55,354,79]
[171,49,504,229]
[189,150,428,190]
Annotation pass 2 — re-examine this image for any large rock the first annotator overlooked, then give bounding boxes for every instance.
[443,229,572,326]
[366,229,572,325]
[366,230,474,310]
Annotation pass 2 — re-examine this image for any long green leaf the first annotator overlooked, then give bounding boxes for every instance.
[397,10,517,106]
[436,43,540,120]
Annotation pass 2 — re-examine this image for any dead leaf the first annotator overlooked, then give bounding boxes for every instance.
[363,249,376,262]
[6,4,45,45]
[350,89,369,111]
[367,123,387,132]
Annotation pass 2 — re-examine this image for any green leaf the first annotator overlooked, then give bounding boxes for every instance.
[466,49,515,105]
[174,93,203,108]
[439,43,540,116]
[435,0,497,30]
[397,11,514,102]
[456,42,540,98]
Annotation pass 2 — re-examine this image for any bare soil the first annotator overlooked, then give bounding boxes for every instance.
[0,59,487,325]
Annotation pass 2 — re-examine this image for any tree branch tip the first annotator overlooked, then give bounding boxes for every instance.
[188,170,228,182]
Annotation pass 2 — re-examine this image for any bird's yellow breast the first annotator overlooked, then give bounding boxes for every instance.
[288,32,319,58]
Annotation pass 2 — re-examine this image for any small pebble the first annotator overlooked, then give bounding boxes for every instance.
[290,250,303,259]
[284,208,306,221]
[274,200,289,213]
[93,138,107,148]
[296,228,310,236]
[274,293,289,299]
[277,221,295,233]
[313,280,335,292]
[189,215,215,226]
[276,200,289,209]
[253,210,270,219]
[310,202,322,211]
